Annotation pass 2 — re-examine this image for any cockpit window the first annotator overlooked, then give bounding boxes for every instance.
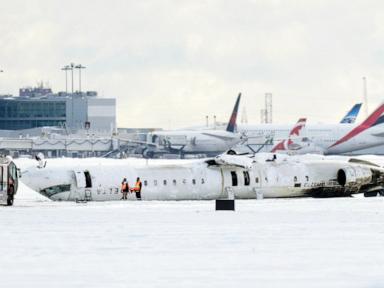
[40,184,71,197]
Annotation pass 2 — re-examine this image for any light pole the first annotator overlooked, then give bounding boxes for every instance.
[75,64,86,93]
[61,65,71,94]
[70,63,75,94]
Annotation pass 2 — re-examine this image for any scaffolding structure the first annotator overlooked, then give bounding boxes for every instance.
[260,93,273,124]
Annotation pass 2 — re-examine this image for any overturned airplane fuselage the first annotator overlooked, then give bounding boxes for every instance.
[20,153,384,201]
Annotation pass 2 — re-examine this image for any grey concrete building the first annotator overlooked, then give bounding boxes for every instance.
[0,87,116,132]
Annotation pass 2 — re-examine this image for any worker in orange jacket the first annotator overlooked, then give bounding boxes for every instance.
[131,177,142,200]
[121,178,129,200]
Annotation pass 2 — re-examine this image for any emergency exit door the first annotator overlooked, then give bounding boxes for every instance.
[221,169,242,198]
[74,170,92,188]
[74,171,86,188]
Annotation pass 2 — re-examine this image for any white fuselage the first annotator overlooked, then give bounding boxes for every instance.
[147,130,242,154]
[238,123,384,154]
[19,154,379,201]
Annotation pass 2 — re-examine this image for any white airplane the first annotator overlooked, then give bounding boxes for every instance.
[240,102,384,155]
[19,151,384,201]
[141,93,244,157]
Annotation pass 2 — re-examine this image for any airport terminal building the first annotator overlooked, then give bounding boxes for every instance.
[0,86,116,132]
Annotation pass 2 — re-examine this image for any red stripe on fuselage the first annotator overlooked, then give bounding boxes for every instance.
[329,104,384,148]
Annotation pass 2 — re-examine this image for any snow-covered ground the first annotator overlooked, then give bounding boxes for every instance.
[2,186,384,287]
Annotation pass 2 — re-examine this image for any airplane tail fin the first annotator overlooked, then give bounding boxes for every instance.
[271,140,288,153]
[289,118,307,137]
[330,102,384,148]
[271,118,306,152]
[340,103,362,124]
[226,93,241,133]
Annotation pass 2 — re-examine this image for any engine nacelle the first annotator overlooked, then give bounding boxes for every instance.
[337,166,372,188]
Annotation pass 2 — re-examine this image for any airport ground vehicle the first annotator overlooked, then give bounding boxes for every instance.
[0,156,19,206]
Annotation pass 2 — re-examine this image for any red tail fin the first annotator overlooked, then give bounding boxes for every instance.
[289,118,307,137]
[330,103,384,148]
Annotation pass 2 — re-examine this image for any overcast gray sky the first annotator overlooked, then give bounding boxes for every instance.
[1,0,384,128]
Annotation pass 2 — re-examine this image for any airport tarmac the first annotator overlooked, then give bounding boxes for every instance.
[2,185,384,287]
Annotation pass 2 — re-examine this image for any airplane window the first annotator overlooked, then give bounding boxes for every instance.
[243,171,250,186]
[154,180,158,186]
[201,178,205,184]
[163,180,167,185]
[294,176,297,182]
[255,177,259,183]
[144,180,148,186]
[192,179,196,185]
[231,171,238,186]
[182,179,187,184]
[173,179,177,185]
[84,171,92,188]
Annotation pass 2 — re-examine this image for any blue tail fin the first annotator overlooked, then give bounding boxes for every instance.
[340,103,362,123]
[226,93,241,132]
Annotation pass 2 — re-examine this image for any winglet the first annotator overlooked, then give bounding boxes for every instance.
[340,103,362,124]
[226,93,241,133]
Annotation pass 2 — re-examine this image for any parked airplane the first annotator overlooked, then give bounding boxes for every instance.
[140,93,244,157]
[340,103,362,124]
[20,151,384,201]
[240,102,384,155]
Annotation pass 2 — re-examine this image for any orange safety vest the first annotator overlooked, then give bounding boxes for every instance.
[132,181,142,192]
[121,182,128,191]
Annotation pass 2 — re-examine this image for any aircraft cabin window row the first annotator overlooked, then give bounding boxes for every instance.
[141,178,207,187]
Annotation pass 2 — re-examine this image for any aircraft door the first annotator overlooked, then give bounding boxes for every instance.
[72,170,93,201]
[74,170,86,188]
[221,168,242,199]
[252,169,264,199]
